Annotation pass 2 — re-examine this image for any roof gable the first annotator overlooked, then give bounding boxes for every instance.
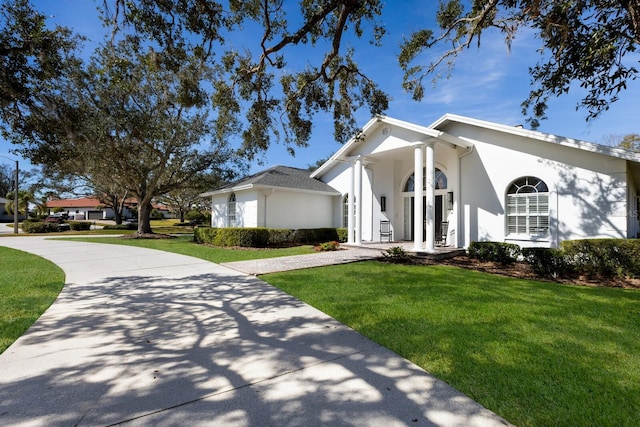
[311,115,471,178]
[203,165,339,196]
[431,113,640,163]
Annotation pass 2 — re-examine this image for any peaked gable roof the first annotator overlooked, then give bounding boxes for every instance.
[312,113,640,179]
[431,113,640,163]
[202,165,339,196]
[310,115,471,178]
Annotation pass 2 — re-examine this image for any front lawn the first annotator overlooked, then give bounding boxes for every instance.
[262,261,640,427]
[65,235,316,263]
[0,247,65,354]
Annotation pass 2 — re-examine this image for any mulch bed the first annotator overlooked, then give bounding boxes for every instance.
[421,255,640,290]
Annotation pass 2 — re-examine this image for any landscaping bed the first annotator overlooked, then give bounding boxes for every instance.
[433,255,640,289]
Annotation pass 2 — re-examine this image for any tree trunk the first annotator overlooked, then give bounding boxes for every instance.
[113,209,123,225]
[137,200,154,235]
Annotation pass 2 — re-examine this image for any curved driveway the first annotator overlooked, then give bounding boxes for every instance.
[0,236,510,427]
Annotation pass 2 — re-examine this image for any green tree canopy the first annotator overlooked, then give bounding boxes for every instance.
[102,0,390,156]
[0,0,79,130]
[399,0,640,128]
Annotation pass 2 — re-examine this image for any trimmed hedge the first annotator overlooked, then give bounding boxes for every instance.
[470,239,640,280]
[102,223,137,230]
[194,226,347,247]
[194,226,218,244]
[521,247,573,279]
[22,220,56,233]
[561,239,640,278]
[68,221,91,231]
[468,241,521,264]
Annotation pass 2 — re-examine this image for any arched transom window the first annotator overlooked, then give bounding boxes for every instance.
[403,168,447,192]
[227,192,237,227]
[506,177,549,237]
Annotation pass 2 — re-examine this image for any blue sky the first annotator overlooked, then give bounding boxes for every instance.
[2,0,639,176]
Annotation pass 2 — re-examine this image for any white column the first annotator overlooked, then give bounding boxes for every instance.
[354,156,363,245]
[348,162,355,244]
[413,145,424,251]
[425,141,436,252]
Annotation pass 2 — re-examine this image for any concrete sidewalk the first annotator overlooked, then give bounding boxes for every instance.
[0,236,511,427]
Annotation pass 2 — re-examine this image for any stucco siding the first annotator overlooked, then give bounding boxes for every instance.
[455,124,630,247]
[263,191,334,229]
[211,195,227,227]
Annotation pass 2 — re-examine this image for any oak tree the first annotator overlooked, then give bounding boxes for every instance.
[103,0,390,156]
[399,0,640,128]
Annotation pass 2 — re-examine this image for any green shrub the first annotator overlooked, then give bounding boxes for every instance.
[315,241,340,251]
[185,210,207,224]
[195,226,344,247]
[194,226,218,244]
[293,228,339,245]
[337,227,348,243]
[218,228,270,247]
[381,246,413,264]
[21,220,59,233]
[521,247,573,279]
[102,223,137,230]
[268,228,296,247]
[468,241,521,264]
[561,239,640,278]
[68,221,91,231]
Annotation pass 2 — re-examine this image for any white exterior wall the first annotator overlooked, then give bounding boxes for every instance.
[453,125,630,247]
[262,190,334,229]
[211,189,334,229]
[210,191,258,227]
[322,129,462,243]
[211,194,227,227]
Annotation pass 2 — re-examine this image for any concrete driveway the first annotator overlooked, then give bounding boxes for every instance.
[0,236,510,426]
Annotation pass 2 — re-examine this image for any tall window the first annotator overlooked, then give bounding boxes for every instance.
[403,168,447,191]
[342,194,355,227]
[227,192,237,227]
[506,177,549,237]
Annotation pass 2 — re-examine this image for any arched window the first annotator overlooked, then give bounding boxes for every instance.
[506,177,549,236]
[227,192,237,227]
[403,168,447,192]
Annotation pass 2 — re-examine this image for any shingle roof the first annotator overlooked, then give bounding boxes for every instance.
[208,165,339,195]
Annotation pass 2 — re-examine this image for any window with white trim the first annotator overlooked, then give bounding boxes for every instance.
[506,177,549,237]
[342,194,355,227]
[227,192,237,227]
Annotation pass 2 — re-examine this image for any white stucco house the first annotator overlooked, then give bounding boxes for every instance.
[206,114,640,250]
[203,166,340,229]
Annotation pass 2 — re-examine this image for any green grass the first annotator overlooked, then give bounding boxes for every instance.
[64,235,316,263]
[261,261,640,427]
[0,247,65,354]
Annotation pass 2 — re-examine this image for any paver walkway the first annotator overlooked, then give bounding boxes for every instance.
[0,236,511,427]
[222,246,382,275]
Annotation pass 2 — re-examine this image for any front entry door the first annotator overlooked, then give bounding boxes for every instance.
[407,195,443,241]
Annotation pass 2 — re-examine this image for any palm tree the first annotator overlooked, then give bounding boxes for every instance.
[5,190,34,216]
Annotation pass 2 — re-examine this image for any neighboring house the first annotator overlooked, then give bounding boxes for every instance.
[0,196,25,222]
[206,114,640,250]
[0,197,10,222]
[202,165,340,229]
[45,197,136,220]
